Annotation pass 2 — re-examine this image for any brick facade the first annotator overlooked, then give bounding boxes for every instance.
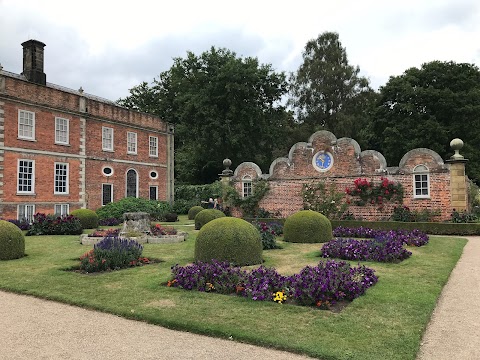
[231,131,467,221]
[0,40,174,221]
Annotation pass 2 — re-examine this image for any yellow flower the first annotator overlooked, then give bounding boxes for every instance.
[273,290,287,304]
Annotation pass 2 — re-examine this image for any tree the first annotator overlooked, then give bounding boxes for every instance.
[289,31,373,138]
[118,47,290,184]
[367,61,480,183]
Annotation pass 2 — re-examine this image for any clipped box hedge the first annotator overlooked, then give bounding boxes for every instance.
[331,220,480,235]
[245,218,480,235]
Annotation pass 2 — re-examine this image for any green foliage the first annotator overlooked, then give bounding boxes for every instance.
[26,213,83,236]
[0,220,25,260]
[194,217,263,266]
[70,209,99,229]
[289,31,374,139]
[188,206,205,220]
[224,180,270,217]
[283,210,332,243]
[174,182,223,214]
[118,48,290,184]
[451,209,478,223]
[194,209,225,230]
[367,60,480,183]
[302,180,348,219]
[391,206,441,222]
[96,197,173,221]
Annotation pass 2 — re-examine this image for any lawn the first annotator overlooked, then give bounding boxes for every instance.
[0,218,466,360]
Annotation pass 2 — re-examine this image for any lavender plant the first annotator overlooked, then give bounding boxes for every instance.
[79,235,145,272]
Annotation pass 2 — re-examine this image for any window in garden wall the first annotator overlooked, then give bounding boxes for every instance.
[102,183,113,205]
[18,204,35,223]
[413,165,430,198]
[149,186,158,200]
[126,169,138,197]
[242,175,252,198]
[54,203,69,216]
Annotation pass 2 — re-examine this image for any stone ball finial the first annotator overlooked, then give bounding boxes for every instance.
[220,158,233,177]
[223,158,232,168]
[450,138,464,160]
[450,138,464,151]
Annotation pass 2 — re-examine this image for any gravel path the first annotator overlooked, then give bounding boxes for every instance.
[1,236,477,360]
[417,236,480,360]
[0,290,314,360]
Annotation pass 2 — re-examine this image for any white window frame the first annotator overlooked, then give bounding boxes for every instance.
[55,117,69,145]
[125,168,139,198]
[102,126,114,151]
[149,185,158,200]
[242,175,253,198]
[18,110,35,140]
[127,132,137,154]
[102,183,114,206]
[149,136,158,157]
[54,162,69,195]
[54,204,69,216]
[17,159,35,194]
[18,204,35,223]
[413,165,430,199]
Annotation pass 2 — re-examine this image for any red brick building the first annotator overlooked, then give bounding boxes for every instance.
[231,130,469,221]
[0,40,174,222]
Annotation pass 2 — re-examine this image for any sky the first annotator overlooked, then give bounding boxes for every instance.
[1,0,479,102]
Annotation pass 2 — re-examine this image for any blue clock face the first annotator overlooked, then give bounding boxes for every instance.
[313,151,333,172]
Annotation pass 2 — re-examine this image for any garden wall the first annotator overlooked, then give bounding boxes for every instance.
[231,131,466,221]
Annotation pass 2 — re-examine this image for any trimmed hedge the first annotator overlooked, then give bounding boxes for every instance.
[0,220,25,260]
[71,209,99,229]
[188,206,205,220]
[194,217,263,266]
[246,218,480,236]
[284,210,332,243]
[194,209,225,230]
[331,220,480,235]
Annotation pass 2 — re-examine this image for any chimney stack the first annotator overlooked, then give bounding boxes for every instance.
[21,40,46,85]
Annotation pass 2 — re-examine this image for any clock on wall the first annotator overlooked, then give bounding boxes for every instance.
[312,151,333,172]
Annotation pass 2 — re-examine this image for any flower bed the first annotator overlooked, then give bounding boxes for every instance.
[168,259,378,309]
[320,236,412,262]
[78,236,150,273]
[333,226,429,247]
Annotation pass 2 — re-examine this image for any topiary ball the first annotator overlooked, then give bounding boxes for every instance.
[194,209,225,230]
[0,220,25,260]
[71,209,99,229]
[194,217,263,266]
[188,206,205,220]
[283,210,332,243]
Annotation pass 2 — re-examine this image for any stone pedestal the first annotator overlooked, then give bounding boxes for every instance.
[121,212,151,236]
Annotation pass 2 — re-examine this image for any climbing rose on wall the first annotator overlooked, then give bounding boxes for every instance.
[345,177,403,206]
